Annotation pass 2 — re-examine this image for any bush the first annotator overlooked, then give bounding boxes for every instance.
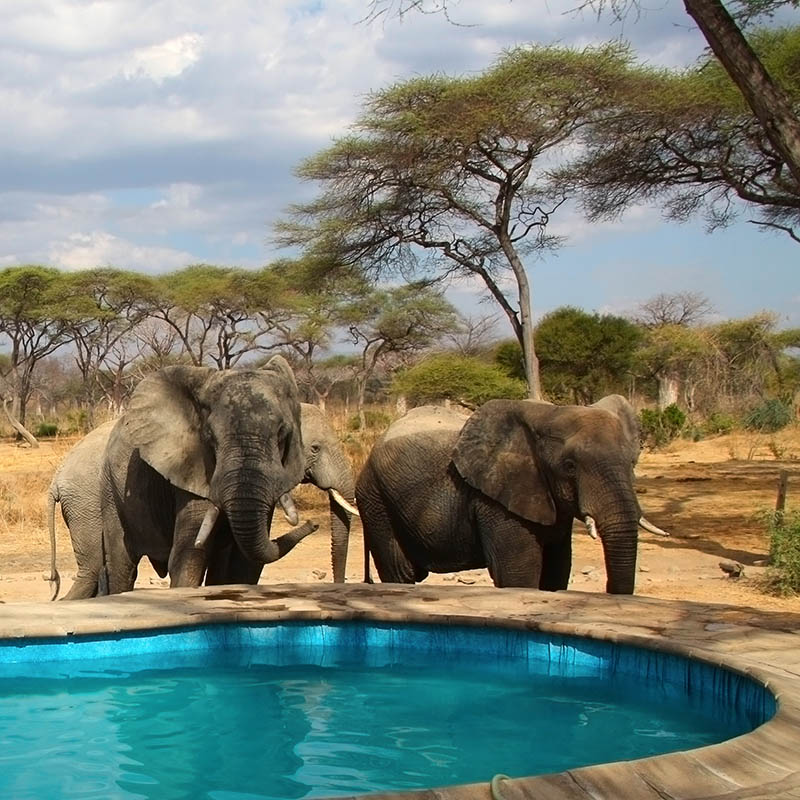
[393,354,527,407]
[743,398,792,433]
[704,411,737,435]
[35,422,58,438]
[347,409,393,432]
[762,510,800,596]
[639,404,686,448]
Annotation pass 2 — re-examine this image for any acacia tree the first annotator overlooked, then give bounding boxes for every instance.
[261,259,371,407]
[563,25,800,239]
[278,43,652,399]
[368,0,800,218]
[147,265,291,369]
[587,0,800,193]
[0,266,74,440]
[339,283,461,428]
[60,268,155,422]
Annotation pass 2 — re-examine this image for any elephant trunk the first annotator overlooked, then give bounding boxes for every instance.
[327,477,355,583]
[581,475,639,594]
[215,459,313,566]
[598,523,639,594]
[308,447,356,584]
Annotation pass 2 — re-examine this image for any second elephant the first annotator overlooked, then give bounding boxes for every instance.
[356,397,653,594]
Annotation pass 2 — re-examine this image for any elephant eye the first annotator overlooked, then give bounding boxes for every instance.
[563,459,577,476]
[310,443,321,455]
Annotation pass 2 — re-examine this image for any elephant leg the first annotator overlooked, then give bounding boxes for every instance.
[206,537,263,585]
[61,571,99,600]
[169,494,210,588]
[539,530,572,591]
[361,504,426,584]
[102,510,138,595]
[476,506,542,588]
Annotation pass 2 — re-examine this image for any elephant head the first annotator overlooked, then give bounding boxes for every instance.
[299,403,357,583]
[452,399,641,594]
[119,356,306,567]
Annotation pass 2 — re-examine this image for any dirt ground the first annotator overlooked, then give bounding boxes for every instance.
[1,425,800,612]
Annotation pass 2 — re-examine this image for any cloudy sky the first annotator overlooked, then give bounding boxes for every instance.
[1,0,798,331]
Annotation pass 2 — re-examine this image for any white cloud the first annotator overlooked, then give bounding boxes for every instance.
[123,33,204,84]
[47,231,195,272]
[0,0,793,324]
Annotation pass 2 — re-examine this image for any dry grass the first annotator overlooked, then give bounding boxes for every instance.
[0,405,395,551]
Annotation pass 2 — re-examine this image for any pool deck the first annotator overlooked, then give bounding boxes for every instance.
[2,582,800,800]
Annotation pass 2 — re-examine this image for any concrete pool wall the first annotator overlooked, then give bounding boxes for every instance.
[1,583,799,799]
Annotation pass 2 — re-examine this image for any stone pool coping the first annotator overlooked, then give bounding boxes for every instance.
[2,583,800,799]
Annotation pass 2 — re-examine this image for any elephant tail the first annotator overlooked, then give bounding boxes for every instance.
[46,484,61,601]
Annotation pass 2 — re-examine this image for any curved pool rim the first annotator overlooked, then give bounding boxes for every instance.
[2,582,799,800]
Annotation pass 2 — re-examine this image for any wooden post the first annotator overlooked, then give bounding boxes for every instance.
[776,469,789,515]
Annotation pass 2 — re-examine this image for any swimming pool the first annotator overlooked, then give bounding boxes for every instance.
[0,591,782,800]
[0,585,800,800]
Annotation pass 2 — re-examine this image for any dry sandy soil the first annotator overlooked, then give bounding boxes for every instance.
[1,424,800,612]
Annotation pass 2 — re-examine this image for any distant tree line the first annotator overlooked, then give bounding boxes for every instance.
[0,263,459,438]
[1,264,797,442]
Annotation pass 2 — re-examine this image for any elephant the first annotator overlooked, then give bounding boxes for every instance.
[47,395,357,599]
[46,420,116,600]
[356,396,664,594]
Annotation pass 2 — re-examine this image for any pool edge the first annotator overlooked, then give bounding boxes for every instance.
[1,582,798,800]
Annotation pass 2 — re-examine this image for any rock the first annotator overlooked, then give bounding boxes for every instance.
[753,559,770,567]
[457,575,475,585]
[311,569,327,580]
[639,565,650,573]
[718,560,745,579]
[581,566,595,575]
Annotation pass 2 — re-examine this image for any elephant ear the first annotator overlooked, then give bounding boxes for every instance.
[259,356,305,490]
[452,400,556,526]
[592,394,641,462]
[120,366,215,497]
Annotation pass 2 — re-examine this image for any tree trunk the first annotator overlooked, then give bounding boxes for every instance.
[2,398,39,448]
[499,233,542,401]
[657,373,680,410]
[684,0,800,189]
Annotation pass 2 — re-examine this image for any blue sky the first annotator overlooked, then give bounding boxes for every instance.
[1,0,797,332]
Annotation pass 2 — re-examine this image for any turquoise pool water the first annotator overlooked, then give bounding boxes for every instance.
[0,622,775,799]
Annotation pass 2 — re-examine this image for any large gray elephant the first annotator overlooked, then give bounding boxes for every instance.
[100,357,317,594]
[356,396,662,594]
[48,396,356,599]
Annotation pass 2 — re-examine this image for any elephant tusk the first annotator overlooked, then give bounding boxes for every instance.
[639,516,670,537]
[280,493,299,526]
[583,515,598,540]
[329,488,360,517]
[195,505,221,549]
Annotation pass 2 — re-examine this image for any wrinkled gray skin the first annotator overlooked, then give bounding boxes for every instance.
[46,420,115,600]
[100,356,317,595]
[356,396,643,594]
[204,402,356,586]
[47,402,355,599]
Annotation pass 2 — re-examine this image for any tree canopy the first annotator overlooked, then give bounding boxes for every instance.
[277,42,658,399]
[562,24,800,239]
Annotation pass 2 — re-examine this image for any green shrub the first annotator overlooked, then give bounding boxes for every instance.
[762,510,800,596]
[639,404,686,448]
[60,408,90,435]
[393,354,527,407]
[743,398,792,433]
[35,422,58,438]
[347,409,393,431]
[704,411,737,435]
